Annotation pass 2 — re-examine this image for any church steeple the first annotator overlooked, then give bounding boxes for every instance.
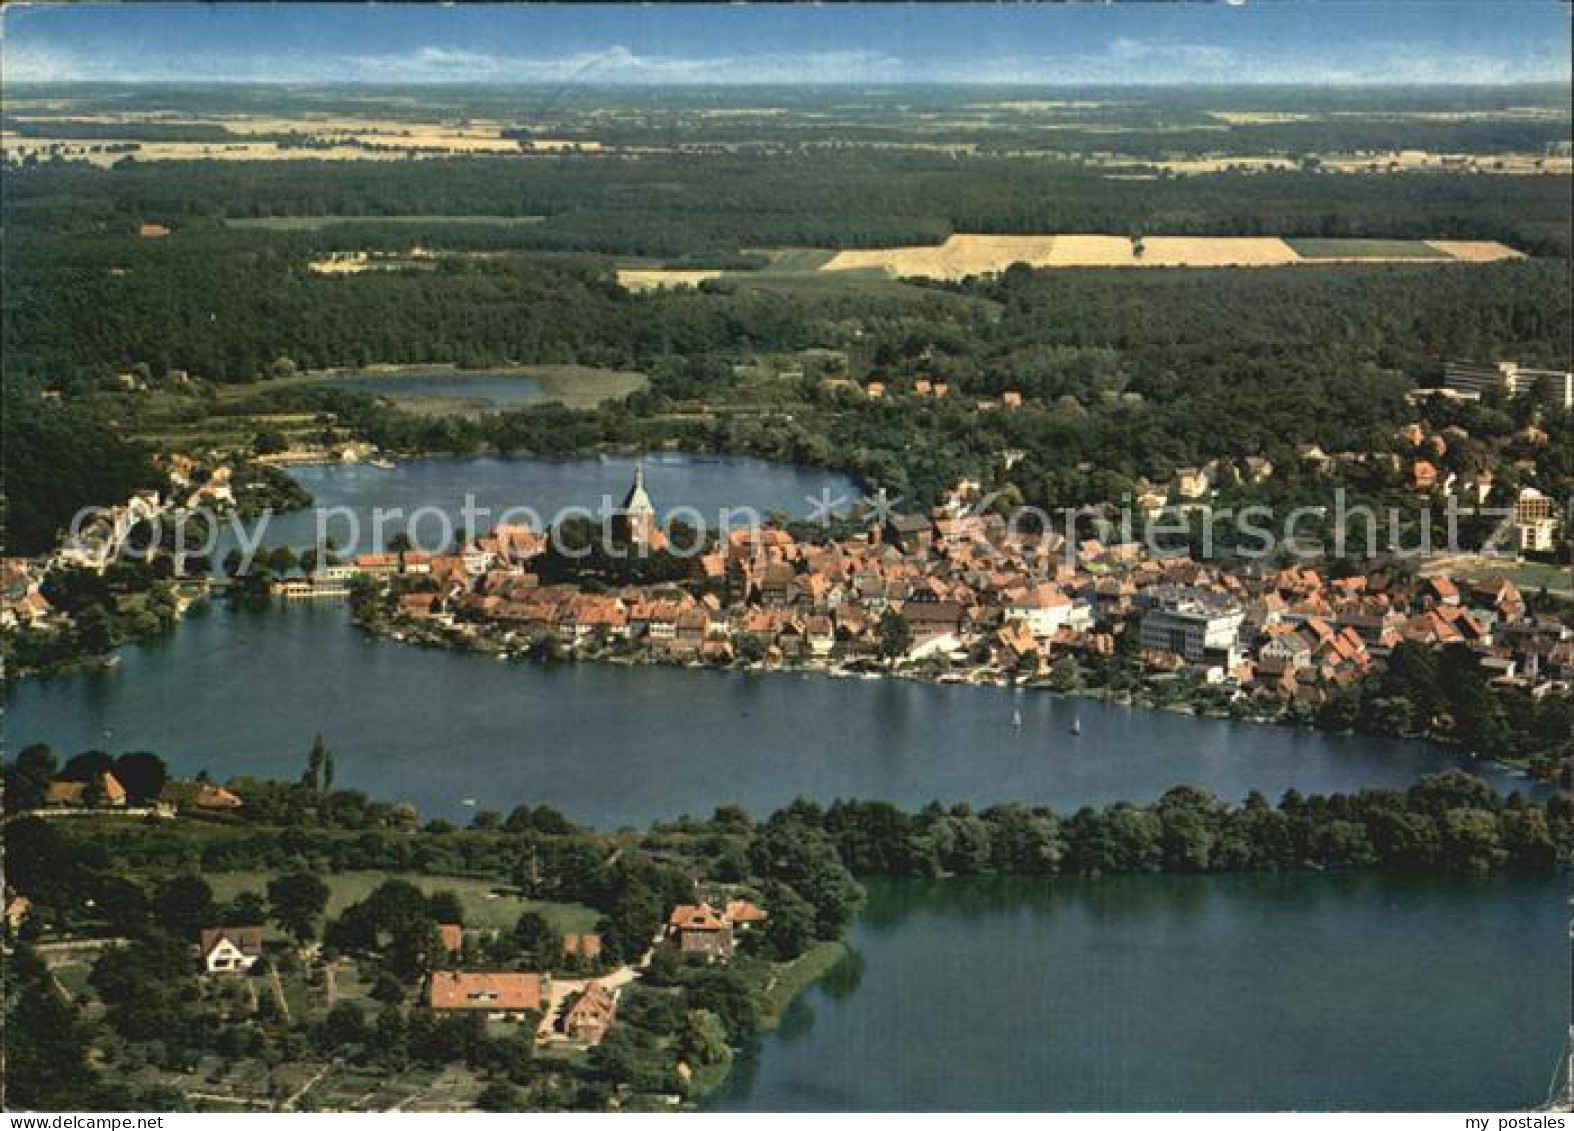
[615,463,656,545]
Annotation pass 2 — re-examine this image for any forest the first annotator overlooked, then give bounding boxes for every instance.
[7,152,1572,257]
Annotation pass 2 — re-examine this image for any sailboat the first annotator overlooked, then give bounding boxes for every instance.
[1069,716,1081,736]
[1011,708,1022,728]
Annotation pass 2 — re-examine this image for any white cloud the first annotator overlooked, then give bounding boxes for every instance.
[328,44,909,85]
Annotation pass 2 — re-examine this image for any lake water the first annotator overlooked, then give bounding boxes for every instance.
[222,453,861,558]
[714,873,1568,1111]
[4,599,1536,828]
[318,374,545,408]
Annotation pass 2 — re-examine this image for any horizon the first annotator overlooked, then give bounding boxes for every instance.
[4,2,1571,87]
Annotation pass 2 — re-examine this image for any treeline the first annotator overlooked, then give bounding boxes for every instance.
[2,390,165,555]
[7,151,1570,254]
[1317,641,1574,776]
[790,774,1566,877]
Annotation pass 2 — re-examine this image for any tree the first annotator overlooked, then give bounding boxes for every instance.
[3,946,100,1109]
[877,608,912,665]
[152,874,215,938]
[8,744,57,810]
[268,872,331,942]
[512,911,555,963]
[303,734,329,792]
[476,1081,522,1112]
[112,751,168,803]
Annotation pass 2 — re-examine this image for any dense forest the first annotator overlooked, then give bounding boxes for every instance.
[7,153,1571,256]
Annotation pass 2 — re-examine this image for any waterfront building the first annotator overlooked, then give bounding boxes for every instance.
[1138,587,1246,666]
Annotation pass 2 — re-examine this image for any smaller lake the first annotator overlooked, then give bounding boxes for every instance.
[318,374,545,408]
[715,873,1568,1111]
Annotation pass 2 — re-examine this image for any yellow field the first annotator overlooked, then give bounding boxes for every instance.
[822,234,1302,277]
[818,233,1524,280]
[1423,240,1526,262]
[616,269,724,292]
[0,112,600,167]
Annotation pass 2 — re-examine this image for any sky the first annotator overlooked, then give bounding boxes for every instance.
[3,2,1571,87]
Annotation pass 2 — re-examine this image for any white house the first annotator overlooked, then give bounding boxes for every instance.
[199,927,264,974]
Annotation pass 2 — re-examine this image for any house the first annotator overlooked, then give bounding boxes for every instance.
[45,771,129,809]
[200,926,265,974]
[883,514,933,554]
[724,900,768,931]
[668,903,734,960]
[1005,582,1073,639]
[437,923,464,958]
[427,971,548,1020]
[560,982,617,1045]
[160,781,243,810]
[1171,467,1210,500]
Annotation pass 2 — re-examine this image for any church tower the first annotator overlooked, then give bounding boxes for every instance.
[614,464,657,547]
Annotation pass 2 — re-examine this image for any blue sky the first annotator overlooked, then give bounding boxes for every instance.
[4,3,1570,86]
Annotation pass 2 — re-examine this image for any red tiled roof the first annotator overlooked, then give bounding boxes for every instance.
[427,971,545,1012]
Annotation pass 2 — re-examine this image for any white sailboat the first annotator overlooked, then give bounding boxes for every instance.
[1011,708,1022,728]
[1069,716,1081,736]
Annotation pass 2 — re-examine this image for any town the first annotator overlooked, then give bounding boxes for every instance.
[336,452,1572,780]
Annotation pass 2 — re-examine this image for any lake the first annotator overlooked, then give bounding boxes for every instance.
[3,599,1535,828]
[219,453,861,559]
[714,873,1568,1111]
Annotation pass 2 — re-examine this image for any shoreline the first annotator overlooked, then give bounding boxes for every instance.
[350,600,1542,787]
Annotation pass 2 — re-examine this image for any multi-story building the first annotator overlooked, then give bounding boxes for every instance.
[1444,360,1573,410]
[1138,587,1245,665]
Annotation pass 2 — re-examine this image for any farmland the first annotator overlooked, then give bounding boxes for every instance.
[614,234,1525,286]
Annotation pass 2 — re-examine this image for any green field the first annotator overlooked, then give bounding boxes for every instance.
[1287,238,1452,260]
[757,247,838,272]
[225,214,545,231]
[204,870,601,934]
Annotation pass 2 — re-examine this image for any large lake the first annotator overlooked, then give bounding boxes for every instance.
[715,874,1567,1111]
[7,454,1565,1110]
[3,599,1534,828]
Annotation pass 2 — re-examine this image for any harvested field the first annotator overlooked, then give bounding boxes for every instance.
[817,233,1526,279]
[822,234,1300,277]
[1423,239,1527,262]
[617,268,724,292]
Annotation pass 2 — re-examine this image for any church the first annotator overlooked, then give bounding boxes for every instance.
[612,465,659,549]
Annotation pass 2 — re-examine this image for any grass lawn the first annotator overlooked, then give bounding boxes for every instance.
[216,363,646,413]
[205,869,601,934]
[1287,238,1451,260]
[756,247,837,272]
[1457,560,1574,595]
[756,940,849,1030]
